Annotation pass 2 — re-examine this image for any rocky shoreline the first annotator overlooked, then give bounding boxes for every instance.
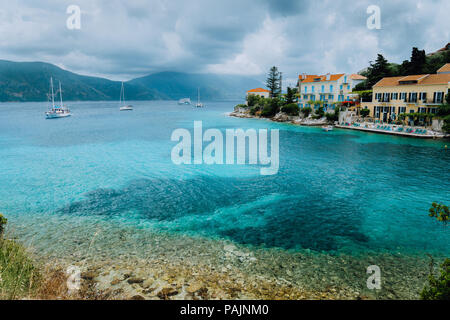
[229,108,328,126]
[8,214,439,300]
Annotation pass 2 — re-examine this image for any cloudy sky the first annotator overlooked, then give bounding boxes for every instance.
[0,0,449,85]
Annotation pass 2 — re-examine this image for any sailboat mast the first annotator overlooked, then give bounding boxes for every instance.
[50,77,55,108]
[59,81,63,107]
[123,82,126,105]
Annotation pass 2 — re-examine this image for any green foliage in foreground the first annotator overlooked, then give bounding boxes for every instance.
[0,239,39,299]
[0,214,6,238]
[280,103,299,116]
[0,213,39,299]
[420,203,449,300]
[429,202,449,224]
[421,258,450,300]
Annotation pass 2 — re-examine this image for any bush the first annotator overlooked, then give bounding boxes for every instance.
[261,98,281,118]
[313,106,325,119]
[360,108,370,118]
[249,106,260,115]
[246,94,261,107]
[421,258,450,300]
[280,103,299,116]
[301,107,312,118]
[234,104,247,111]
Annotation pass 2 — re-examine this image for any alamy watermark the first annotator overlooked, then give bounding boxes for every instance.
[66,265,81,294]
[171,121,279,175]
[66,5,81,30]
[366,265,381,290]
[366,5,381,30]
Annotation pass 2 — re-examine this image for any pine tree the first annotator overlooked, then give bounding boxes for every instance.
[266,66,281,98]
[367,54,390,88]
[409,47,426,74]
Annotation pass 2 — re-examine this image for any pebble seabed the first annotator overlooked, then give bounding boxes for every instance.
[9,214,444,300]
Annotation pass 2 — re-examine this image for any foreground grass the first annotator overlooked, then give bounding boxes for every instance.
[0,239,39,299]
[1,239,110,300]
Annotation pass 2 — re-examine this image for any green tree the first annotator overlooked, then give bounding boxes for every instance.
[285,87,297,104]
[409,47,427,75]
[366,54,391,88]
[421,258,450,300]
[266,66,281,98]
[261,98,281,118]
[420,203,449,300]
[281,103,299,116]
[246,94,261,107]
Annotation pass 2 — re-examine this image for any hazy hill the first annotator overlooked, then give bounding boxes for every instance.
[129,71,263,101]
[0,60,160,102]
[0,60,262,102]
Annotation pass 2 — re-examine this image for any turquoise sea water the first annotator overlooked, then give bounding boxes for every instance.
[0,101,449,258]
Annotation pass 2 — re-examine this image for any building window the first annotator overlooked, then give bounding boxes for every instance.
[330,85,333,92]
[312,86,315,93]
[434,92,444,103]
[340,84,343,90]
[347,85,350,90]
[329,94,334,100]
[304,86,307,93]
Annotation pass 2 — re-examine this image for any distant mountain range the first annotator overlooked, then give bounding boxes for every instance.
[0,60,263,102]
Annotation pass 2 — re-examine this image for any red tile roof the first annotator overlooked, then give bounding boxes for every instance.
[298,74,345,83]
[437,63,450,73]
[374,73,450,87]
[247,88,270,93]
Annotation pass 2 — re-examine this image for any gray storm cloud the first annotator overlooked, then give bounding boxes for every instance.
[0,0,448,81]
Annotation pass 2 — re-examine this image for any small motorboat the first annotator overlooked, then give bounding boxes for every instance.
[322,125,334,132]
[178,98,191,105]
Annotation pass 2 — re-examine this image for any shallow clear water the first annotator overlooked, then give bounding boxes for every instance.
[0,101,449,258]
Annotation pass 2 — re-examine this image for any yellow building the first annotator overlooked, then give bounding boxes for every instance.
[361,63,450,122]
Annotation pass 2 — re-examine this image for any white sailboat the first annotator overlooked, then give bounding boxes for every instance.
[119,82,133,111]
[195,88,204,108]
[45,77,71,119]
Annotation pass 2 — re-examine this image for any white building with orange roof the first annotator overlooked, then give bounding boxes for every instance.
[361,63,450,122]
[297,73,367,112]
[246,88,270,99]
